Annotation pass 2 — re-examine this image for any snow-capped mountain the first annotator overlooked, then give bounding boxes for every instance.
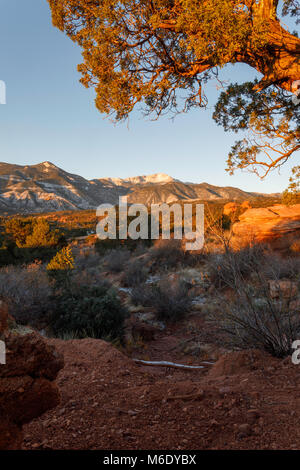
[0,161,273,214]
[100,173,176,186]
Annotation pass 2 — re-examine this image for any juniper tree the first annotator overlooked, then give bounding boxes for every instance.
[48,0,299,182]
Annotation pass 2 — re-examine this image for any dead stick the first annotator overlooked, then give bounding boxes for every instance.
[133,359,213,370]
[166,391,205,401]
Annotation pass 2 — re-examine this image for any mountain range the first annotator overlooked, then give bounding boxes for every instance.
[0,161,279,214]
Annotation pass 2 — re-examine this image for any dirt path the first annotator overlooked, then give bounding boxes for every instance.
[23,338,300,450]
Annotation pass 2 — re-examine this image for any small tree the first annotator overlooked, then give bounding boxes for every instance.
[5,218,33,248]
[47,246,75,271]
[24,219,62,248]
[50,283,128,341]
[5,217,63,248]
[282,166,300,206]
[47,246,75,287]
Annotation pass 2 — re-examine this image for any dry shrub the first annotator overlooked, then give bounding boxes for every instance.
[104,248,131,273]
[0,261,51,325]
[262,253,300,281]
[206,242,300,357]
[131,279,192,322]
[149,239,185,270]
[208,244,265,289]
[122,259,149,287]
[213,278,300,358]
[74,249,103,271]
[148,239,205,270]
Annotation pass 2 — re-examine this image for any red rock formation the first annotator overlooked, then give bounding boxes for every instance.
[232,204,300,247]
[223,202,238,217]
[0,323,64,449]
[240,201,252,211]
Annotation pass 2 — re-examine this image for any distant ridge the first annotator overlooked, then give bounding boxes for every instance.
[100,173,176,186]
[0,161,279,214]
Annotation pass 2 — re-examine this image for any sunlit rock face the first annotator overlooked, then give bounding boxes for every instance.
[232,204,300,248]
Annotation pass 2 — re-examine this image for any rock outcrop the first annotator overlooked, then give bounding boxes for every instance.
[223,202,238,216]
[232,204,300,248]
[0,309,64,449]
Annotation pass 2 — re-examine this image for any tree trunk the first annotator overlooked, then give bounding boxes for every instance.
[250,0,300,92]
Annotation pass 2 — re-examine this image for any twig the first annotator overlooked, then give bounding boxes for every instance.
[133,359,213,370]
[166,390,205,401]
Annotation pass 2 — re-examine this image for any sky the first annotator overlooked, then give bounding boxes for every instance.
[0,0,298,193]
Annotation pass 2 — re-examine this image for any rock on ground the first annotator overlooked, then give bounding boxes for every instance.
[232,204,300,249]
[0,331,64,450]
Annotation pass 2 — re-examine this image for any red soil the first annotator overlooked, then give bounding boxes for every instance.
[23,337,300,450]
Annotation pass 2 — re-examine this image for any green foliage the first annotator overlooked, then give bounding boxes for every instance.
[46,246,75,288]
[47,0,292,121]
[281,166,300,205]
[5,218,33,247]
[282,0,300,23]
[47,246,75,271]
[5,217,63,248]
[213,81,300,180]
[48,0,299,182]
[50,283,128,340]
[221,214,232,231]
[282,189,300,206]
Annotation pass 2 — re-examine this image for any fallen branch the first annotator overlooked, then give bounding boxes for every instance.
[166,390,205,401]
[133,359,213,370]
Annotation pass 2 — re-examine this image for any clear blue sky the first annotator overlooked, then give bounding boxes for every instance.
[0,0,298,193]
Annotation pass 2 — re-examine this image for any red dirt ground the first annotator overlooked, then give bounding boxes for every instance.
[23,337,300,450]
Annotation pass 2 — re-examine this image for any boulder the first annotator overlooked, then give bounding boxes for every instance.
[232,204,300,248]
[0,331,64,450]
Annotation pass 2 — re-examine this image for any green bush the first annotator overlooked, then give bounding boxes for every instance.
[50,283,128,340]
[5,217,63,248]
